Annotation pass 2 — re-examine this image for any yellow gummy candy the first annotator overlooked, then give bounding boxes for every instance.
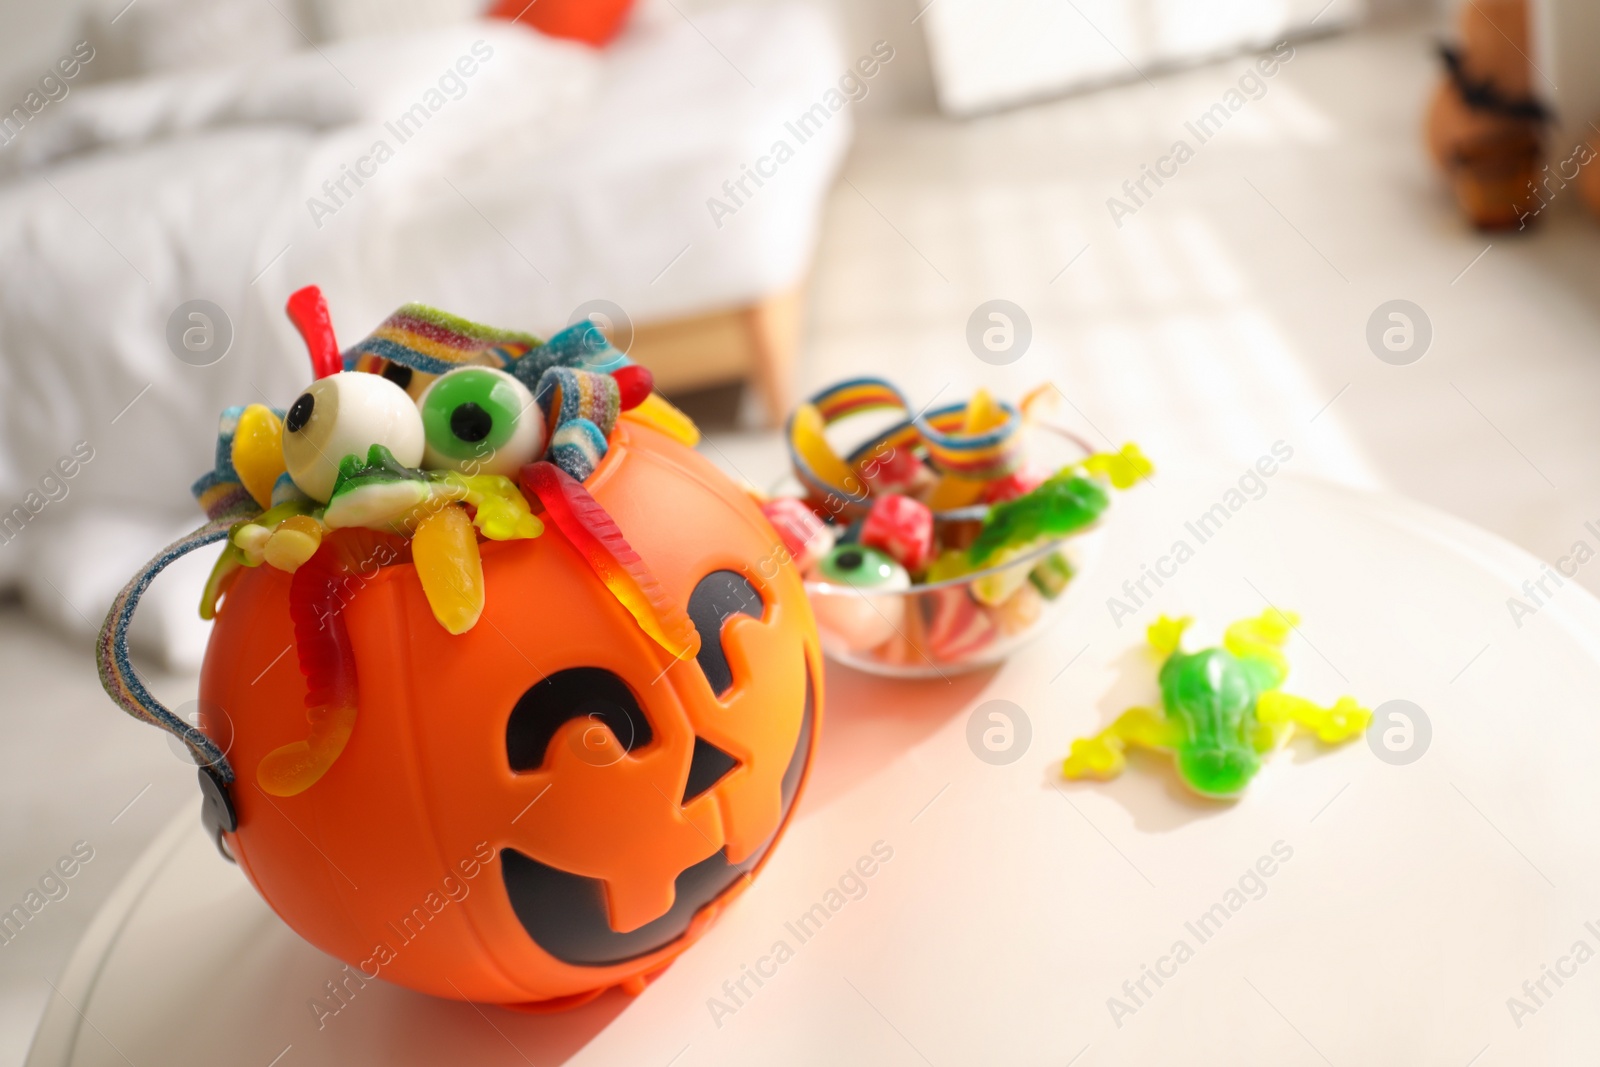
[925,473,987,511]
[230,500,313,567]
[964,388,1007,434]
[1147,615,1192,656]
[413,504,484,635]
[789,403,856,493]
[1083,442,1154,489]
[231,522,272,566]
[232,404,286,509]
[476,496,541,541]
[199,545,244,620]
[263,514,323,573]
[623,392,701,447]
[970,545,1034,606]
[924,548,976,584]
[1255,691,1372,744]
[1019,382,1058,421]
[1064,734,1127,780]
[438,473,544,541]
[1063,706,1175,781]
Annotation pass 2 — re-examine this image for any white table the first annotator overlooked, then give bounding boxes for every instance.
[28,466,1600,1065]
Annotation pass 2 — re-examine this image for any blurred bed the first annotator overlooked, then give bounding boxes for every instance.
[0,0,849,666]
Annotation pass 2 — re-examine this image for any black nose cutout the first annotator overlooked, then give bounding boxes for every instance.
[681,737,739,803]
[687,571,763,696]
[505,668,652,773]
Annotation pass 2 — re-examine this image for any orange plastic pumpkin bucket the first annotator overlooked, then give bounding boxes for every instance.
[98,292,823,1009]
[198,419,822,1006]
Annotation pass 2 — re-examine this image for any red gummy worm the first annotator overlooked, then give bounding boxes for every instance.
[519,461,699,660]
[286,285,342,380]
[287,529,409,712]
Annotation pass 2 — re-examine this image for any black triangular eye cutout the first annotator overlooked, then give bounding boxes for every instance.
[687,571,763,695]
[682,736,740,803]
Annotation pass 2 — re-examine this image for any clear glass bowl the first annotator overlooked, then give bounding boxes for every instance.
[805,526,1104,678]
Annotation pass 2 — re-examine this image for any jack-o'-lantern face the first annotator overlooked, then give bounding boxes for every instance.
[200,419,822,1006]
[496,567,814,966]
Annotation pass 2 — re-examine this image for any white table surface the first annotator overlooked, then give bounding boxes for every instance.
[28,464,1600,1066]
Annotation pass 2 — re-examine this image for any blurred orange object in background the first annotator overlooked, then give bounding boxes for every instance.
[1423,0,1546,229]
[488,0,637,47]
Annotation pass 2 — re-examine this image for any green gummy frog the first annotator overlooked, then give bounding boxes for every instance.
[967,444,1153,568]
[1063,611,1370,798]
[968,471,1108,567]
[323,443,431,531]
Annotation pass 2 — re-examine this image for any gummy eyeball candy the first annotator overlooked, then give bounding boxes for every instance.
[283,373,425,502]
[815,544,910,591]
[810,544,910,653]
[419,366,543,477]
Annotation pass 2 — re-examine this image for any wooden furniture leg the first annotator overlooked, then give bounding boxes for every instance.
[624,283,807,428]
[744,284,804,427]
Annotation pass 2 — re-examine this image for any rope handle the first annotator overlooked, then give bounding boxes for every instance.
[96,512,254,784]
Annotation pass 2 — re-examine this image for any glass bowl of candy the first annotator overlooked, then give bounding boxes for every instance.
[803,530,1101,677]
[764,377,1152,678]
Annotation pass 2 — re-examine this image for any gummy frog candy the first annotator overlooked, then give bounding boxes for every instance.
[324,444,432,531]
[968,470,1109,567]
[432,472,544,542]
[1063,612,1371,798]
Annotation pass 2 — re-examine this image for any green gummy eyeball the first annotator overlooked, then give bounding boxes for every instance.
[816,544,910,590]
[419,367,542,476]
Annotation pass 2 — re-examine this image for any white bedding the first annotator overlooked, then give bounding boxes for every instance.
[0,6,848,666]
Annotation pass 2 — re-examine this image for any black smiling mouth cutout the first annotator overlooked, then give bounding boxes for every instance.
[499,570,815,967]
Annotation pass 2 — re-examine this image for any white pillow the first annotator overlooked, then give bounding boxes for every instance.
[0,22,596,178]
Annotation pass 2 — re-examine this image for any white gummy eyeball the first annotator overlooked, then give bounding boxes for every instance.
[282,372,425,502]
